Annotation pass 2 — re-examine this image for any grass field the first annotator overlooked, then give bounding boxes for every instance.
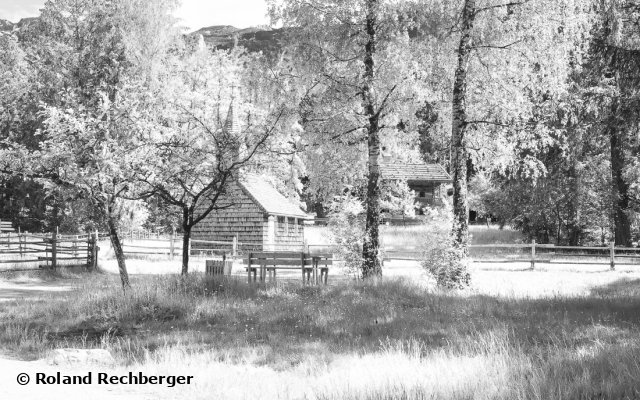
[1,262,640,399]
[305,224,524,249]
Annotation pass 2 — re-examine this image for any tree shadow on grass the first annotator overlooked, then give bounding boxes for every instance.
[590,278,640,297]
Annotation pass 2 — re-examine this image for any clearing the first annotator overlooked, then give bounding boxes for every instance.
[1,259,639,399]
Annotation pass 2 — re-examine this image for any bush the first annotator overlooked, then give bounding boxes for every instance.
[327,195,365,276]
[420,212,471,289]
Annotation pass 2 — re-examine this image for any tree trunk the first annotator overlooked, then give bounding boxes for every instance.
[107,213,130,289]
[450,0,476,252]
[361,0,382,278]
[609,99,632,246]
[566,164,582,246]
[566,121,584,246]
[181,207,192,275]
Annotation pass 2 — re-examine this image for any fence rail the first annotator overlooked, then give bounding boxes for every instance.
[0,232,98,271]
[82,230,640,271]
[381,241,640,270]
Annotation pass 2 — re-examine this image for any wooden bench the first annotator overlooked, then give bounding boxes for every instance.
[244,252,332,285]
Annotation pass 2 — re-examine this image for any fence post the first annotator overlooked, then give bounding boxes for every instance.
[94,232,99,270]
[232,235,238,258]
[87,234,92,270]
[45,236,49,268]
[610,241,615,271]
[530,239,536,270]
[19,233,23,258]
[170,234,175,260]
[51,233,57,269]
[301,252,306,285]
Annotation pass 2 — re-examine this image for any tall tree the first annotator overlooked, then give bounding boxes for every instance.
[0,0,180,288]
[270,0,422,277]
[441,0,593,250]
[450,0,476,248]
[590,0,640,246]
[361,0,384,277]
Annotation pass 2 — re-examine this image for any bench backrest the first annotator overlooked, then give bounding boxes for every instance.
[245,252,333,266]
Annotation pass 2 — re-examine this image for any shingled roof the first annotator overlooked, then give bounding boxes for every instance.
[379,162,451,183]
[238,174,310,219]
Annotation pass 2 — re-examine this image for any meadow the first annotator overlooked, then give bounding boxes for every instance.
[305,223,524,249]
[1,259,640,399]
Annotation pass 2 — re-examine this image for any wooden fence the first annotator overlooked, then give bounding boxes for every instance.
[119,237,242,259]
[0,232,99,271]
[0,220,13,233]
[118,237,318,259]
[383,241,640,269]
[107,233,640,270]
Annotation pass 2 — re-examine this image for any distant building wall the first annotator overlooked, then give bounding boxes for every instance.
[407,182,445,213]
[192,180,266,250]
[192,179,307,252]
[272,216,305,249]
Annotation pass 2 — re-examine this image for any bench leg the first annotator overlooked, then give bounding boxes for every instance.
[321,268,328,285]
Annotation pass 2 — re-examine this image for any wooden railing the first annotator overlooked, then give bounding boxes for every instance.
[383,241,640,270]
[0,232,99,271]
[0,220,14,233]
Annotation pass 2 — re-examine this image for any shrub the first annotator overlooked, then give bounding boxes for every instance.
[420,212,471,289]
[328,195,366,276]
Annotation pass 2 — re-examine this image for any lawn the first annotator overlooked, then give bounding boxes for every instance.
[305,224,524,250]
[1,263,640,399]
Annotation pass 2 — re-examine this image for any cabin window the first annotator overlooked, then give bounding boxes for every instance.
[419,191,425,198]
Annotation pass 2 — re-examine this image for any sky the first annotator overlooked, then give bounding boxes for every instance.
[0,0,270,31]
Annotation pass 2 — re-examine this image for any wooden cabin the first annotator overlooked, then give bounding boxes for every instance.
[379,161,452,214]
[191,174,310,251]
[191,97,309,251]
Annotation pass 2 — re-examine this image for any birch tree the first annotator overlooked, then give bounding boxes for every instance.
[270,0,423,278]
[435,0,594,250]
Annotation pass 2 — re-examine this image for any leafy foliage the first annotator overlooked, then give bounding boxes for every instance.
[420,211,471,289]
[327,195,366,277]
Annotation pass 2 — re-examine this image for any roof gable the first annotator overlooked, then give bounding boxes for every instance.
[238,174,309,219]
[379,162,451,182]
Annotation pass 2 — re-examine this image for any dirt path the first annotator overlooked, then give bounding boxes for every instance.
[0,279,76,302]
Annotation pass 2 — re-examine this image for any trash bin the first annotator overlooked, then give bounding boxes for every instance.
[206,259,233,276]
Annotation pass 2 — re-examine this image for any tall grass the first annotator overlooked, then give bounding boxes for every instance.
[1,273,640,398]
